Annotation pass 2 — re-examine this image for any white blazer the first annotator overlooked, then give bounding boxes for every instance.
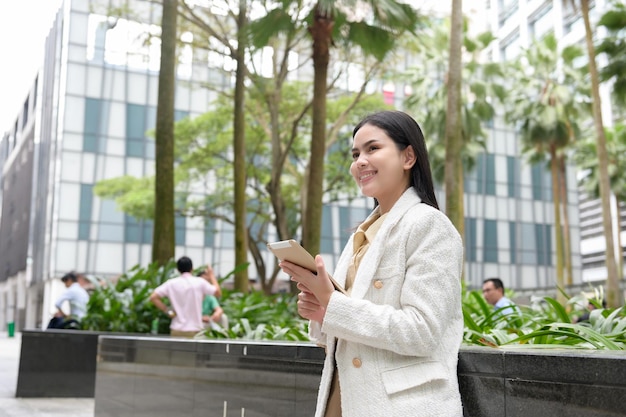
[309,188,464,417]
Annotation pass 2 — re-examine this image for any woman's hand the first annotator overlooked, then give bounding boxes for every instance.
[296,284,326,323]
[280,255,334,320]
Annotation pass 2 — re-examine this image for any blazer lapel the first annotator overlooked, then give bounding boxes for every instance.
[349,189,421,300]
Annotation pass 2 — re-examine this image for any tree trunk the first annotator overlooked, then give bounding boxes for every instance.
[152,0,177,265]
[558,155,573,286]
[581,0,623,308]
[615,196,624,281]
[233,0,249,293]
[267,88,289,241]
[303,4,332,256]
[444,0,464,238]
[457,160,466,282]
[550,148,566,304]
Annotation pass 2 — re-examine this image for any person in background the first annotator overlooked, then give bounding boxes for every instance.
[576,298,606,323]
[482,278,515,315]
[199,266,228,330]
[280,111,464,416]
[48,272,90,329]
[150,256,221,338]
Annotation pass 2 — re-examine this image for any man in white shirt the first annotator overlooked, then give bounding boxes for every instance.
[48,272,90,329]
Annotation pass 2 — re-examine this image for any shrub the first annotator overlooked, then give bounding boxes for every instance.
[81,261,177,334]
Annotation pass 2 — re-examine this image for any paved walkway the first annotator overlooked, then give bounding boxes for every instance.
[0,332,94,417]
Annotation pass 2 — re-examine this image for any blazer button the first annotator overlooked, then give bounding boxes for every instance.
[352,358,362,368]
[373,280,383,289]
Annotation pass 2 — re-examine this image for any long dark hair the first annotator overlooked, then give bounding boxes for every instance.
[353,110,439,210]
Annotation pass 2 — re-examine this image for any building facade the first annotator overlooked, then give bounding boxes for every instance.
[481,0,625,287]
[0,0,584,331]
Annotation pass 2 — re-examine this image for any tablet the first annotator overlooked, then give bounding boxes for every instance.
[267,239,346,294]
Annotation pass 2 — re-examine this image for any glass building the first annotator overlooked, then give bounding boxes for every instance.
[480,0,624,287]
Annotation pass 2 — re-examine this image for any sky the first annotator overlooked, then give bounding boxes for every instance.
[0,0,62,132]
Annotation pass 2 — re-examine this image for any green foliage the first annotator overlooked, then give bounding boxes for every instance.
[574,123,626,201]
[82,262,624,348]
[403,19,505,183]
[94,176,155,220]
[505,32,589,159]
[462,289,626,350]
[81,261,178,334]
[202,289,309,341]
[82,262,308,340]
[597,0,626,107]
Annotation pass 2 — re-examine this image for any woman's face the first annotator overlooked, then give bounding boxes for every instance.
[350,124,415,213]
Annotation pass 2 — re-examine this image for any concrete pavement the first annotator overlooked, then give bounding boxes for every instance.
[0,332,94,417]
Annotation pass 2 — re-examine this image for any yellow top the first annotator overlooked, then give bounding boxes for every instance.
[345,212,388,294]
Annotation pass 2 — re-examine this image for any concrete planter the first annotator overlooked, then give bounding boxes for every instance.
[16,329,101,397]
[16,330,626,415]
[93,336,626,417]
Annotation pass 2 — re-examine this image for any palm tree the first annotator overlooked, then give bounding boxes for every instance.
[596,1,626,107]
[152,0,177,265]
[444,0,464,236]
[302,0,420,255]
[574,123,626,283]
[405,20,506,244]
[578,0,623,308]
[232,0,250,293]
[505,33,587,303]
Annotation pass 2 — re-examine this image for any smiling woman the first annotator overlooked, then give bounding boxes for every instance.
[0,0,62,130]
[280,111,464,417]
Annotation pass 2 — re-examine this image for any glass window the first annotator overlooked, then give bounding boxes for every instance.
[520,223,537,264]
[465,165,478,194]
[339,206,351,246]
[500,32,520,61]
[98,224,124,242]
[518,222,551,265]
[483,220,498,263]
[221,221,235,249]
[84,98,101,152]
[531,163,552,201]
[509,222,517,264]
[507,156,519,197]
[529,4,553,39]
[78,184,93,240]
[485,153,496,195]
[142,220,154,244]
[204,217,216,247]
[126,104,147,157]
[465,217,477,262]
[125,215,153,244]
[536,223,552,266]
[471,153,496,195]
[175,216,186,246]
[531,164,543,200]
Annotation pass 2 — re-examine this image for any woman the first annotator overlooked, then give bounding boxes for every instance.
[280,111,464,416]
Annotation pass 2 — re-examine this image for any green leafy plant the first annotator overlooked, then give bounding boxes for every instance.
[462,289,626,350]
[201,289,309,341]
[81,261,178,334]
[82,261,308,340]
[83,263,624,348]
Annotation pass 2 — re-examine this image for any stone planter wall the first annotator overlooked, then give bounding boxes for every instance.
[93,335,626,417]
[16,330,626,416]
[16,329,101,397]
